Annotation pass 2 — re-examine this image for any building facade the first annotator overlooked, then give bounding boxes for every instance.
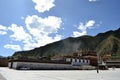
[65,56,90,66]
[8,59,81,70]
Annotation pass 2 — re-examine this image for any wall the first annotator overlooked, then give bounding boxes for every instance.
[65,58,90,66]
[11,62,79,70]
[0,58,8,67]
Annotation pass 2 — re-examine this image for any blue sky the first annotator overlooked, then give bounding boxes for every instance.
[0,0,120,57]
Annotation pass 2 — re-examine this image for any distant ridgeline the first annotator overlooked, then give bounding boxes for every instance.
[12,28,120,60]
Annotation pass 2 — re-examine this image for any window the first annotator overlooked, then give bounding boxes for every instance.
[72,59,75,62]
[77,59,79,62]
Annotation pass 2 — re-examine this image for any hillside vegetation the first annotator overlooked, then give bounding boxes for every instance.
[12,28,120,60]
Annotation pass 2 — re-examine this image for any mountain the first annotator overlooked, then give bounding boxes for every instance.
[0,55,3,58]
[12,28,120,60]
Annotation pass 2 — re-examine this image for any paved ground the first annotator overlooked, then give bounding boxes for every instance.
[0,73,6,80]
[0,67,120,80]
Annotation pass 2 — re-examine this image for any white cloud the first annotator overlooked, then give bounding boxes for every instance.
[73,20,95,37]
[7,24,36,50]
[73,31,87,37]
[85,20,95,28]
[25,15,62,35]
[0,31,7,35]
[4,44,22,51]
[25,15,62,49]
[0,25,7,30]
[0,25,7,35]
[23,34,62,50]
[8,24,32,41]
[1,0,63,51]
[32,0,55,13]
[2,15,62,51]
[0,0,62,51]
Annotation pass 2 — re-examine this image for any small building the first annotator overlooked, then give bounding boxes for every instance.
[51,55,98,66]
[0,58,8,67]
[64,56,90,66]
[8,56,97,70]
[106,60,120,68]
[8,50,98,70]
[8,59,82,70]
[84,56,98,66]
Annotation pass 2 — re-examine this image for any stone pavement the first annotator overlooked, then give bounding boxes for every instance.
[0,73,6,80]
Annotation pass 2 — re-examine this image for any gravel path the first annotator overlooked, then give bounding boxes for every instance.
[0,73,6,80]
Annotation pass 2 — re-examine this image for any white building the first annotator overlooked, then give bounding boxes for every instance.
[65,56,90,66]
[8,60,80,70]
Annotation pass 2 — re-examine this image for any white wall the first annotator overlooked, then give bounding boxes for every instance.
[65,58,90,66]
[66,58,71,62]
[8,62,11,68]
[71,59,90,66]
[12,62,18,69]
[11,62,78,70]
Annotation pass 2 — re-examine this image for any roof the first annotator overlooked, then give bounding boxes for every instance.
[9,59,71,64]
[64,55,95,59]
[106,60,120,63]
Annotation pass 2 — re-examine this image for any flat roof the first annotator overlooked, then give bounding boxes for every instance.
[9,59,71,64]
